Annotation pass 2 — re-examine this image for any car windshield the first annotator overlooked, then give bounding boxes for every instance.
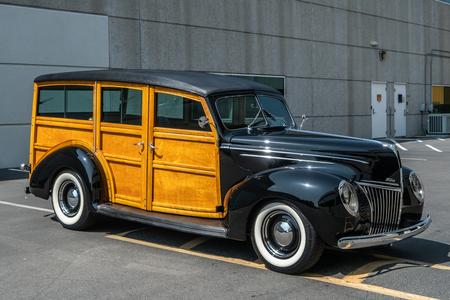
[216,94,295,130]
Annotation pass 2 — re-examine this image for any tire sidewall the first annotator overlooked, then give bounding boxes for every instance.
[51,170,90,229]
[251,201,313,272]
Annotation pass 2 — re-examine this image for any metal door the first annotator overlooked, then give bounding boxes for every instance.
[371,82,387,138]
[394,83,407,137]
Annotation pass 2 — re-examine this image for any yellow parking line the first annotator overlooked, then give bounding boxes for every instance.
[342,260,395,283]
[106,234,266,269]
[106,234,437,300]
[180,236,210,250]
[302,274,437,300]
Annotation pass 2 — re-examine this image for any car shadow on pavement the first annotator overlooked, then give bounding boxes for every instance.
[48,215,449,277]
[360,237,450,265]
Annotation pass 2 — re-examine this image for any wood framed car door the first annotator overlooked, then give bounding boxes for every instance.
[95,82,149,209]
[148,87,222,218]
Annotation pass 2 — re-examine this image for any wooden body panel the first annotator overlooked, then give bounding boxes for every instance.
[96,82,149,210]
[152,128,221,217]
[149,88,222,218]
[30,81,95,169]
[30,81,223,219]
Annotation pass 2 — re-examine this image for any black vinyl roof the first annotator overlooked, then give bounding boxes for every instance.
[34,69,280,97]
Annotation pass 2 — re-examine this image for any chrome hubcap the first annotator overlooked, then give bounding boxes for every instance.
[273,221,294,247]
[261,210,300,259]
[58,180,80,217]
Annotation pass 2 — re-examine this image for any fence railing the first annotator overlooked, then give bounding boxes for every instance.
[428,114,450,134]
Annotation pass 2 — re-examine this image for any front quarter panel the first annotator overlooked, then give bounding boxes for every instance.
[226,165,349,245]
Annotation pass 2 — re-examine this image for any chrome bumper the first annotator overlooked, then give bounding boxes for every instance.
[337,215,431,250]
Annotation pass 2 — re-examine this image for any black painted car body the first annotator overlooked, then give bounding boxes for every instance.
[218,127,425,246]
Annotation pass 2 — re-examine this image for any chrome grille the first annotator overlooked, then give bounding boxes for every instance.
[357,182,402,234]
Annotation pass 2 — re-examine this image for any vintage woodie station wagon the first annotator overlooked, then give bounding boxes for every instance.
[23,70,431,274]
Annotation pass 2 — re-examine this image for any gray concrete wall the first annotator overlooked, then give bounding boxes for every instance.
[0,0,450,168]
[0,4,108,168]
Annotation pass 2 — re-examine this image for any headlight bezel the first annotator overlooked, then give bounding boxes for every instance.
[338,181,359,217]
[409,171,424,202]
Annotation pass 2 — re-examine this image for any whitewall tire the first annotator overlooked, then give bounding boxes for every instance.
[251,201,323,274]
[51,170,94,230]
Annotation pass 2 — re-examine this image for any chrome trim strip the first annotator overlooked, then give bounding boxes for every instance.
[239,153,334,165]
[359,179,400,187]
[337,215,431,249]
[395,149,404,225]
[221,145,370,165]
[356,181,402,192]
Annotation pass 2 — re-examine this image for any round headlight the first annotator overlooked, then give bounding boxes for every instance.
[409,171,424,202]
[338,181,359,216]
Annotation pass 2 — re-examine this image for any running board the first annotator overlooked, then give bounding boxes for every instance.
[96,203,228,238]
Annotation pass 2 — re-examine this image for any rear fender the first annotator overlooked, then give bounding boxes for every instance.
[30,147,105,209]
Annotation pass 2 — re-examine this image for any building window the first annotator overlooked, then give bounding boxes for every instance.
[432,86,450,113]
[38,86,93,120]
[218,73,285,95]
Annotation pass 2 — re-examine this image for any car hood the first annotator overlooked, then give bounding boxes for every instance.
[224,129,401,185]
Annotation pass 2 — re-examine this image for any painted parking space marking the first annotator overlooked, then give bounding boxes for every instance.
[301,274,436,300]
[0,200,53,213]
[342,260,395,283]
[180,236,210,250]
[424,144,443,152]
[106,233,266,270]
[417,139,423,143]
[390,139,408,151]
[437,138,445,141]
[106,232,438,300]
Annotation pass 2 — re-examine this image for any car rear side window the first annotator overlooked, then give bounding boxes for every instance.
[37,86,93,120]
[101,88,142,125]
[155,93,210,131]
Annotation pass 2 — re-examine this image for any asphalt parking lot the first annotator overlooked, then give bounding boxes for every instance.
[1,137,449,299]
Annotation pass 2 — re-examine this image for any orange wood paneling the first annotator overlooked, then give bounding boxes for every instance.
[97,81,149,209]
[150,88,222,218]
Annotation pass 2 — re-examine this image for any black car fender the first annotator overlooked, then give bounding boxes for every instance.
[30,147,105,210]
[225,165,350,245]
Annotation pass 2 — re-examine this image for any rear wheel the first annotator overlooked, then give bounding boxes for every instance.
[51,170,95,230]
[251,201,323,274]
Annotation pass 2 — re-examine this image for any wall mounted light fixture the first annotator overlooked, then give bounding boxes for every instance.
[378,50,387,61]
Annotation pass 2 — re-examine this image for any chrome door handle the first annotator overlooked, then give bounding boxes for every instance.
[134,141,145,151]
[149,143,157,151]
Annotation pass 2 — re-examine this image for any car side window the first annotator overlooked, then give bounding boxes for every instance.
[102,88,142,125]
[37,85,93,120]
[155,93,211,131]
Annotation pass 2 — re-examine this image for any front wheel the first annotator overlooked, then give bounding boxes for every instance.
[51,170,95,230]
[251,201,323,274]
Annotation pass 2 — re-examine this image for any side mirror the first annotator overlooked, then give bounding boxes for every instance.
[198,116,210,129]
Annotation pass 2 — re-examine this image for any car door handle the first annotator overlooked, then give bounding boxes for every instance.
[134,141,145,151]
